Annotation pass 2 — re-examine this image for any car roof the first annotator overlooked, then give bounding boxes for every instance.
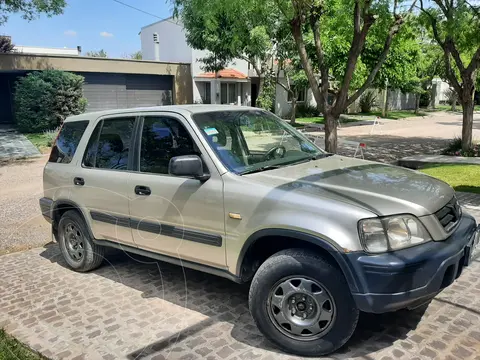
[64,105,260,122]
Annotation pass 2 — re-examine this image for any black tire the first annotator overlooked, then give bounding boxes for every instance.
[249,248,359,356]
[58,210,104,272]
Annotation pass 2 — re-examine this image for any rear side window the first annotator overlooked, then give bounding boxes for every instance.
[82,118,135,170]
[49,121,89,164]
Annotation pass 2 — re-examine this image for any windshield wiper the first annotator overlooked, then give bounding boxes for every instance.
[240,153,334,175]
[311,153,334,160]
[240,165,283,175]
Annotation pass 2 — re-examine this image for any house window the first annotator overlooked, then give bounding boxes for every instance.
[221,83,237,104]
[201,82,211,104]
[288,89,307,102]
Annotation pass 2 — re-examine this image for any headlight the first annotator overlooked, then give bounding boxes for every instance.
[359,215,431,253]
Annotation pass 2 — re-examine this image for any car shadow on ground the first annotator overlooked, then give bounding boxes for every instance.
[40,244,429,359]
[339,135,450,163]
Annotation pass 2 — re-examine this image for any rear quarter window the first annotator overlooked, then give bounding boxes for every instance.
[48,121,89,164]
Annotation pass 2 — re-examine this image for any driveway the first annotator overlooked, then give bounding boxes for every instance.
[312,111,480,163]
[0,155,50,254]
[0,199,479,360]
[0,127,41,160]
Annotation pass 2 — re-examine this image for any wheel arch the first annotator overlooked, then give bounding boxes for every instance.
[236,229,360,293]
[52,200,95,239]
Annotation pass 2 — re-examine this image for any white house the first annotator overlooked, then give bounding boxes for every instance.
[140,17,316,118]
[140,18,251,107]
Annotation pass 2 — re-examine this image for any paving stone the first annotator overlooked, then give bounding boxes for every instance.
[1,240,480,360]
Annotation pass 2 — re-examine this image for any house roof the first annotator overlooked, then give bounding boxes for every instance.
[140,16,180,32]
[196,68,248,80]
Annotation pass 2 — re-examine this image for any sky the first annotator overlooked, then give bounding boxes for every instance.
[0,0,173,58]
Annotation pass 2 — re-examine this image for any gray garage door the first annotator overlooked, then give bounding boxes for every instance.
[79,73,173,112]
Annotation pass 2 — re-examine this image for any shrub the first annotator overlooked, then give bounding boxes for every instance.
[359,91,377,113]
[14,70,87,133]
[295,103,319,118]
[442,137,480,157]
[444,88,458,110]
[43,127,60,147]
[420,91,431,108]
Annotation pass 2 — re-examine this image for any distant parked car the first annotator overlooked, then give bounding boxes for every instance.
[40,105,480,356]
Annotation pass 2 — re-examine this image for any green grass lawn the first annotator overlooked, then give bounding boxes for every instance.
[24,131,57,153]
[420,164,480,194]
[294,117,324,124]
[0,329,45,360]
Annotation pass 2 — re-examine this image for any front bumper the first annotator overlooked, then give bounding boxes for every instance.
[346,213,479,313]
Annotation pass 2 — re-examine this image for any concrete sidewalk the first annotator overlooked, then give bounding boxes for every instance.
[399,155,480,169]
[0,127,41,160]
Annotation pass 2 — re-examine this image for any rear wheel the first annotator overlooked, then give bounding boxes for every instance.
[249,248,359,356]
[58,210,104,272]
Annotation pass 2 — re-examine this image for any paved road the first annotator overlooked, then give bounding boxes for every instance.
[0,155,50,255]
[308,111,480,163]
[0,197,479,360]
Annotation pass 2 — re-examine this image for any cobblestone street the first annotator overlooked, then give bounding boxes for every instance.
[1,204,479,360]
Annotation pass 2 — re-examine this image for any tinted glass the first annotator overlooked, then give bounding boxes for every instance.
[192,110,323,174]
[140,117,198,174]
[82,122,102,168]
[83,118,135,170]
[49,121,88,164]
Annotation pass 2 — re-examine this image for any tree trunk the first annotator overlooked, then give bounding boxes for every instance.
[382,88,389,118]
[324,112,338,153]
[461,97,474,151]
[414,93,420,114]
[291,97,297,124]
[257,75,265,108]
[451,101,456,112]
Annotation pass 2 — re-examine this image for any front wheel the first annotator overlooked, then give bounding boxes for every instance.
[249,249,359,356]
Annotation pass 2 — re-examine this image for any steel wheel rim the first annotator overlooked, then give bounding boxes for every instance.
[267,276,336,341]
[64,222,85,262]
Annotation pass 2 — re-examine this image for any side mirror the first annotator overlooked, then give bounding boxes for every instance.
[168,155,210,181]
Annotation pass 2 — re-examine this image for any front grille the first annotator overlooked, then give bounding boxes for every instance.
[435,197,461,232]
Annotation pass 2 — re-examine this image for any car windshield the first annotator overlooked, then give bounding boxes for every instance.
[192,110,326,174]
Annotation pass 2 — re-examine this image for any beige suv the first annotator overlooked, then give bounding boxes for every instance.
[41,105,479,356]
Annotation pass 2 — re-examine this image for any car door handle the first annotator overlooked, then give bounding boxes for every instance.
[135,185,151,196]
[73,177,85,186]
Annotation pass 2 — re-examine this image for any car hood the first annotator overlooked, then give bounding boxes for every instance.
[246,156,454,217]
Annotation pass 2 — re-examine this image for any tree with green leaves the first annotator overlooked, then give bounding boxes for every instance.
[419,0,480,152]
[85,49,108,58]
[173,0,278,107]
[125,50,142,60]
[122,51,143,60]
[0,0,65,24]
[278,0,418,152]
[0,35,15,53]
